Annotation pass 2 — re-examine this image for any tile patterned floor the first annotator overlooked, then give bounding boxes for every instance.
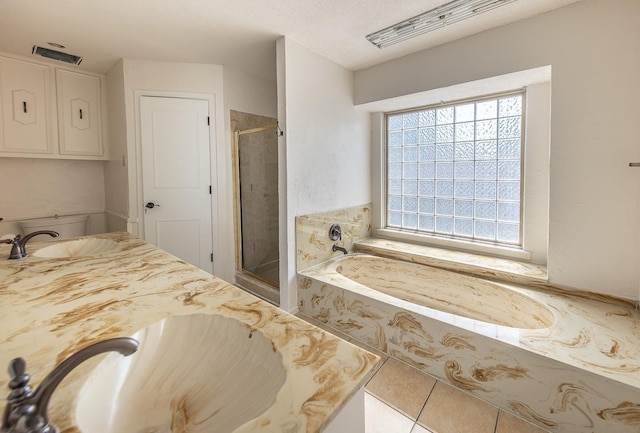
[297,313,550,433]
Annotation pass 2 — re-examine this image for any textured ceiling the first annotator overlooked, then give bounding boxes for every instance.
[0,0,584,81]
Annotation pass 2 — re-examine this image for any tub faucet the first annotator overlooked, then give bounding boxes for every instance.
[1,337,139,433]
[332,243,348,255]
[1,231,59,260]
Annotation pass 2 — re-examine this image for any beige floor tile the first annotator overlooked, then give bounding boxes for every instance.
[417,381,498,433]
[410,424,433,433]
[365,393,415,433]
[365,358,436,420]
[496,410,550,433]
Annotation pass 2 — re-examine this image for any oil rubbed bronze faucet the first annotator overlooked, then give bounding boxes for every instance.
[1,231,59,260]
[332,244,348,255]
[329,224,348,254]
[1,337,139,433]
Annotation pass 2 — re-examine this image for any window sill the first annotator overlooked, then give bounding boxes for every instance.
[374,228,532,261]
[354,237,548,287]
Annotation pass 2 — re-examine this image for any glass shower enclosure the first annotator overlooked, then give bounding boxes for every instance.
[232,124,279,290]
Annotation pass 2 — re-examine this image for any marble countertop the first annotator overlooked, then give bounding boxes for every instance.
[0,232,379,432]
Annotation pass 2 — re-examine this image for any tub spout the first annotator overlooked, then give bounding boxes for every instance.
[332,244,348,255]
[2,231,59,260]
[1,337,139,433]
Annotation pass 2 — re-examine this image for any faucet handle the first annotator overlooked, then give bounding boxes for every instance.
[7,358,32,401]
[3,358,39,430]
[8,358,26,378]
[328,224,342,241]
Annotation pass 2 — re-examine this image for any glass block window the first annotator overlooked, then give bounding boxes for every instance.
[386,92,524,246]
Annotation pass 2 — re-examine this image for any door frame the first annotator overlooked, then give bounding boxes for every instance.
[132,90,220,273]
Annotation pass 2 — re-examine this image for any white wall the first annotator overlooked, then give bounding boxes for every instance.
[104,59,129,232]
[277,37,371,311]
[223,65,277,119]
[0,158,107,236]
[354,0,640,300]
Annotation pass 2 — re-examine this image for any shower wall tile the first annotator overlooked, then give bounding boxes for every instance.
[230,110,276,131]
[296,204,371,271]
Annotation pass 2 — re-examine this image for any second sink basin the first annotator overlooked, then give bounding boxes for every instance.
[32,238,119,258]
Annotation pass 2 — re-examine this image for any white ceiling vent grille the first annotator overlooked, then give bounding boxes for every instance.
[32,45,83,65]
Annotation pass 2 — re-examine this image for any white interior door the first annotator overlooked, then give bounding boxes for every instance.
[140,96,213,273]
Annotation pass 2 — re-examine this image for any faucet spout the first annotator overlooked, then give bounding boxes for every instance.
[1,337,139,433]
[332,244,348,255]
[3,231,59,260]
[19,231,60,246]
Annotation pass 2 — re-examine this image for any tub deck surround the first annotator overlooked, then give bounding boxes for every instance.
[0,232,379,433]
[297,253,640,433]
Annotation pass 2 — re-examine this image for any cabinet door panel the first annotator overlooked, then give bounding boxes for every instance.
[56,69,103,156]
[0,58,53,154]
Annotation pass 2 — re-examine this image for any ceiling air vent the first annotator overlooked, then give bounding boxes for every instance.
[32,45,83,65]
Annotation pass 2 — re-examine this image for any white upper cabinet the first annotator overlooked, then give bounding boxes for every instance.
[56,69,104,157]
[0,52,108,160]
[0,57,54,155]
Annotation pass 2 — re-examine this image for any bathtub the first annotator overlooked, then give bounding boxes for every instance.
[298,253,640,433]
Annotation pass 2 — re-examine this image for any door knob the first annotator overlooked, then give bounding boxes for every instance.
[145,202,160,209]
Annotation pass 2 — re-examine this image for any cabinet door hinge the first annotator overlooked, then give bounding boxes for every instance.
[210,253,214,263]
[209,185,212,195]
[207,116,210,126]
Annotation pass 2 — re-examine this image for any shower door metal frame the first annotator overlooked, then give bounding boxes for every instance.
[232,124,279,288]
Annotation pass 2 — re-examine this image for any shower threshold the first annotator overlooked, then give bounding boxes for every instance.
[235,270,279,306]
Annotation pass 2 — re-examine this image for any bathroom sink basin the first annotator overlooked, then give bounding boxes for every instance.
[32,238,119,258]
[74,314,286,433]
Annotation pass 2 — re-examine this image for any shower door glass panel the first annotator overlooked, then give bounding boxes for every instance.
[238,128,279,286]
